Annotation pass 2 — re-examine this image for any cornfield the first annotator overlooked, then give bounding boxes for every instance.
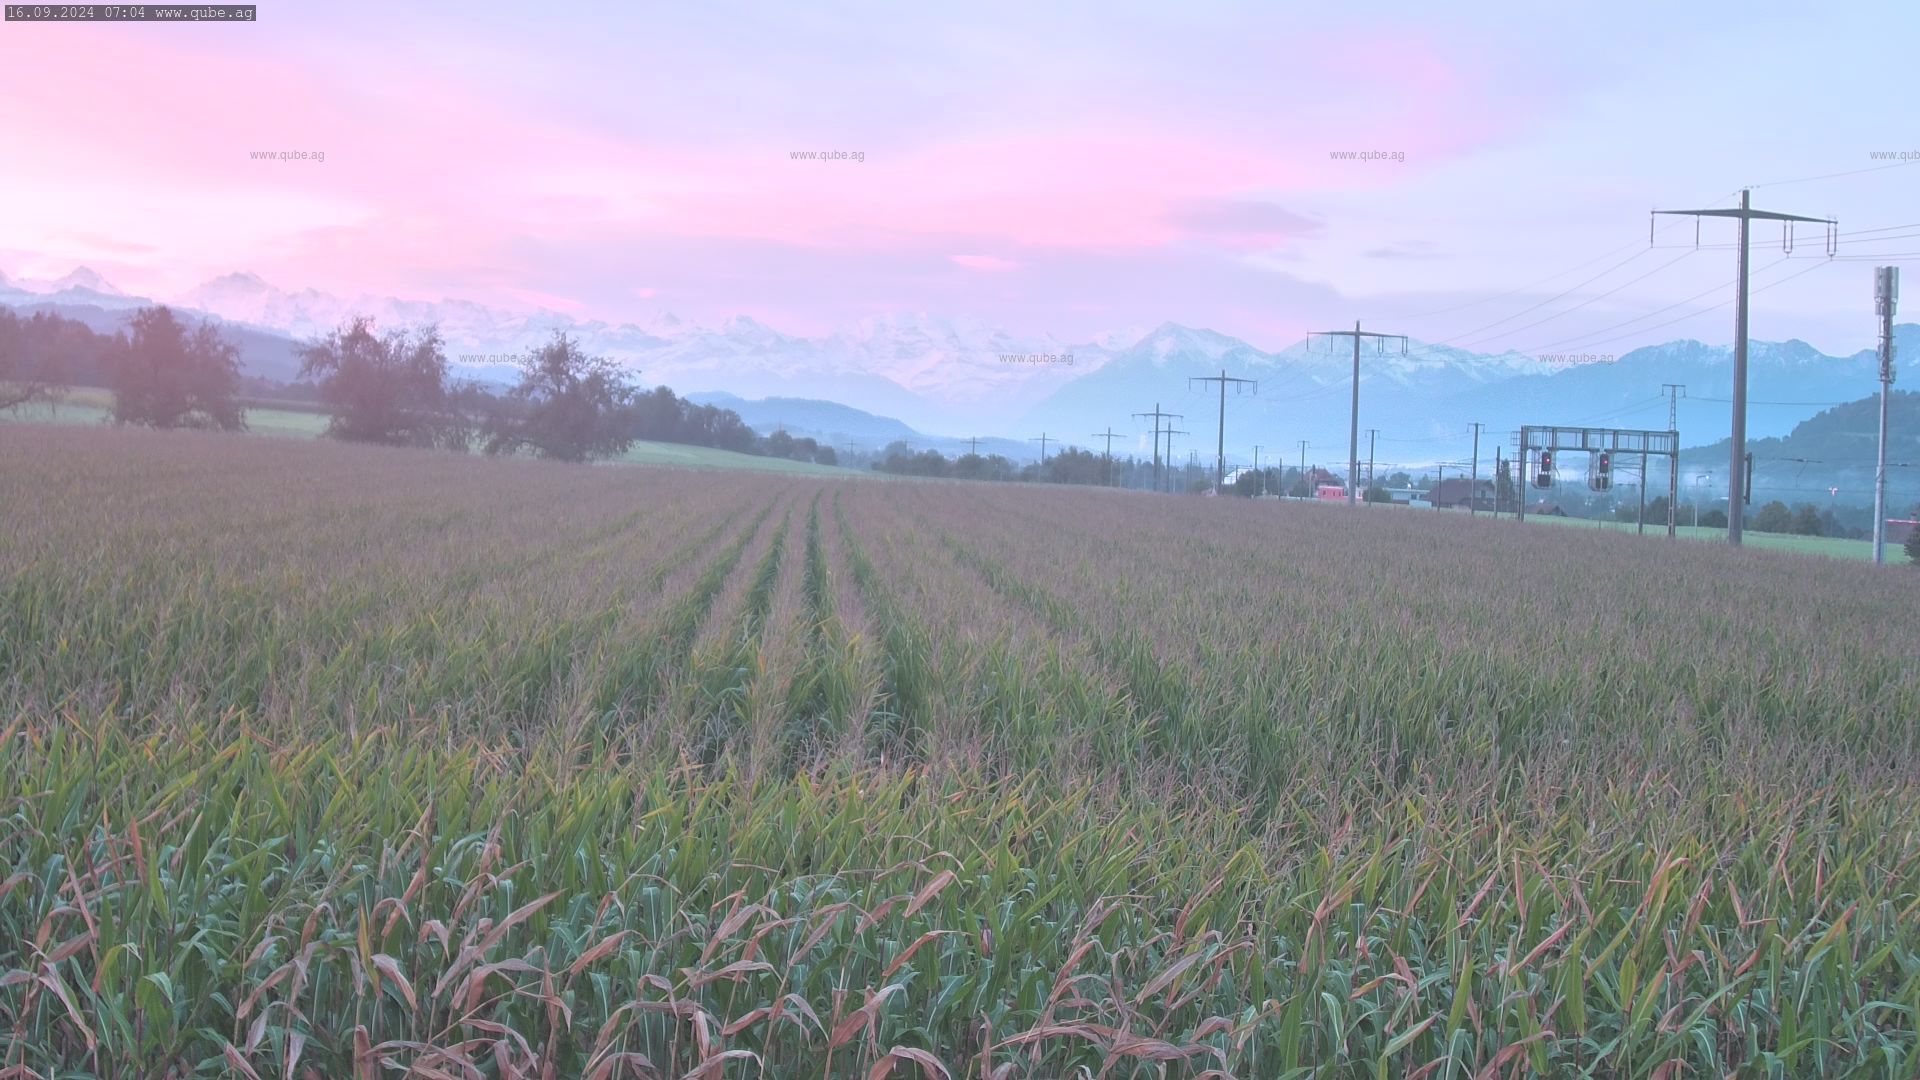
[4,423,1919,1077]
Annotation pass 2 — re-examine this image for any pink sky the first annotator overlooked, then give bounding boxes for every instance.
[0,1,1912,354]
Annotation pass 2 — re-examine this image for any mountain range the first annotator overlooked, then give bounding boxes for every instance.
[4,264,1910,483]
[1679,390,1920,509]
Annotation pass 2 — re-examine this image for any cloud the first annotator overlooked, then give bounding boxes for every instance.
[1165,198,1324,253]
[1364,242,1446,260]
[501,287,588,312]
[951,254,1020,272]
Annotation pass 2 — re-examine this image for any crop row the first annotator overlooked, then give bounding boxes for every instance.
[3,425,1919,1075]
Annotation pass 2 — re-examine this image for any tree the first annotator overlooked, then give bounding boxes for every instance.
[1750,500,1793,533]
[1700,508,1729,529]
[1907,519,1920,565]
[0,309,69,412]
[1818,507,1843,539]
[1383,471,1412,489]
[299,316,472,449]
[111,306,245,431]
[482,331,637,462]
[1365,485,1394,504]
[1044,447,1107,485]
[1791,503,1824,536]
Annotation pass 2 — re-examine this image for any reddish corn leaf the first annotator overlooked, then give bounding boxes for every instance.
[904,870,958,920]
[873,1046,951,1079]
[681,1051,758,1079]
[566,930,630,980]
[882,930,956,980]
[372,953,418,1011]
[353,1027,377,1080]
[477,890,562,954]
[222,1044,265,1080]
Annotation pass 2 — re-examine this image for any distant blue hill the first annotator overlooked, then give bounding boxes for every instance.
[684,391,1038,459]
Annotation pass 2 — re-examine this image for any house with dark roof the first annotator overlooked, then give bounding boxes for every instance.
[1425,477,1497,511]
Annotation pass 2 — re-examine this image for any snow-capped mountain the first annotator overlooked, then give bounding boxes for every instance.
[1018,323,1896,470]
[163,273,1116,430]
[3,263,1896,464]
[2,266,145,309]
[20,266,125,296]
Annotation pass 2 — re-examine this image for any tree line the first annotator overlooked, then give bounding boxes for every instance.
[867,441,1395,498]
[0,307,836,465]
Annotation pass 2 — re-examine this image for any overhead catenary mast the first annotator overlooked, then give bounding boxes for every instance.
[1188,368,1257,494]
[1307,322,1409,506]
[1090,427,1123,487]
[1132,403,1184,493]
[1652,189,1836,546]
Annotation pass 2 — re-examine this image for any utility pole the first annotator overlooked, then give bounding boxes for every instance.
[1875,267,1900,564]
[965,436,982,456]
[1189,368,1258,494]
[1308,322,1409,506]
[1297,440,1309,498]
[1654,190,1835,546]
[1030,433,1052,470]
[1366,428,1379,503]
[1469,422,1484,517]
[1132,403,1183,494]
[1091,427,1123,487]
[1164,427,1190,491]
[1251,444,1263,496]
[1662,384,1685,538]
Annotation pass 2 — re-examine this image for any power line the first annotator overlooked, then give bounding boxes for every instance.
[1653,228,1920,251]
[1686,396,1852,407]
[1406,247,1657,349]
[1521,257,1828,355]
[1376,427,1473,444]
[1392,201,1758,353]
[1388,225,1692,324]
[1516,255,1793,356]
[1747,159,1920,191]
[1402,217,1908,367]
[1445,250,1701,352]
